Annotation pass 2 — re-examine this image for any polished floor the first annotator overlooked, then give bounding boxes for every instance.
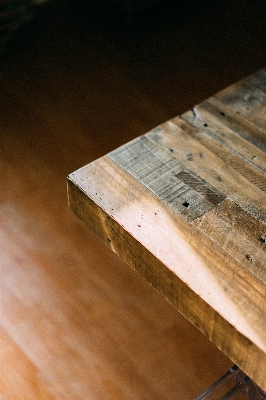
[1,0,266,398]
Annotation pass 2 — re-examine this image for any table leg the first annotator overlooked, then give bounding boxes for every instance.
[195,365,266,400]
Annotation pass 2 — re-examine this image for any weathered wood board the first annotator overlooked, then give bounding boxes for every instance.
[67,68,266,391]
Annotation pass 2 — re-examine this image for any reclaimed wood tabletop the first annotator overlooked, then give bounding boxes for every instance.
[68,68,266,391]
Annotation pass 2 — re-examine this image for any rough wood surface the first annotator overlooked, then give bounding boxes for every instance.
[68,69,266,391]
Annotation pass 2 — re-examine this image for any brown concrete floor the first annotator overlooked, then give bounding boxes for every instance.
[0,0,266,398]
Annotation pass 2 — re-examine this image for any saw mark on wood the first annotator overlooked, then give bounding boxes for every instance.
[109,136,221,222]
[176,171,225,207]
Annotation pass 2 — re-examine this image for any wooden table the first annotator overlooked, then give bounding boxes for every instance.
[67,69,266,392]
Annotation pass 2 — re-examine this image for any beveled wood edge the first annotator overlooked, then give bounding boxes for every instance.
[67,173,266,391]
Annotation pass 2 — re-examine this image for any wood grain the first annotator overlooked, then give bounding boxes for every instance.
[216,80,266,134]
[193,199,266,283]
[149,118,266,223]
[110,135,217,221]
[3,0,266,398]
[68,69,266,391]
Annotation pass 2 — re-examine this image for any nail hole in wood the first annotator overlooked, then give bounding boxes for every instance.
[203,123,208,127]
[221,112,226,116]
[246,254,253,262]
[260,236,266,244]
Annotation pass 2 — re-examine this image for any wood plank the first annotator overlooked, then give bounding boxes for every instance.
[182,97,266,168]
[67,155,266,390]
[193,199,266,283]
[181,109,266,193]
[147,118,266,223]
[68,69,266,391]
[110,135,219,221]
[215,80,266,134]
